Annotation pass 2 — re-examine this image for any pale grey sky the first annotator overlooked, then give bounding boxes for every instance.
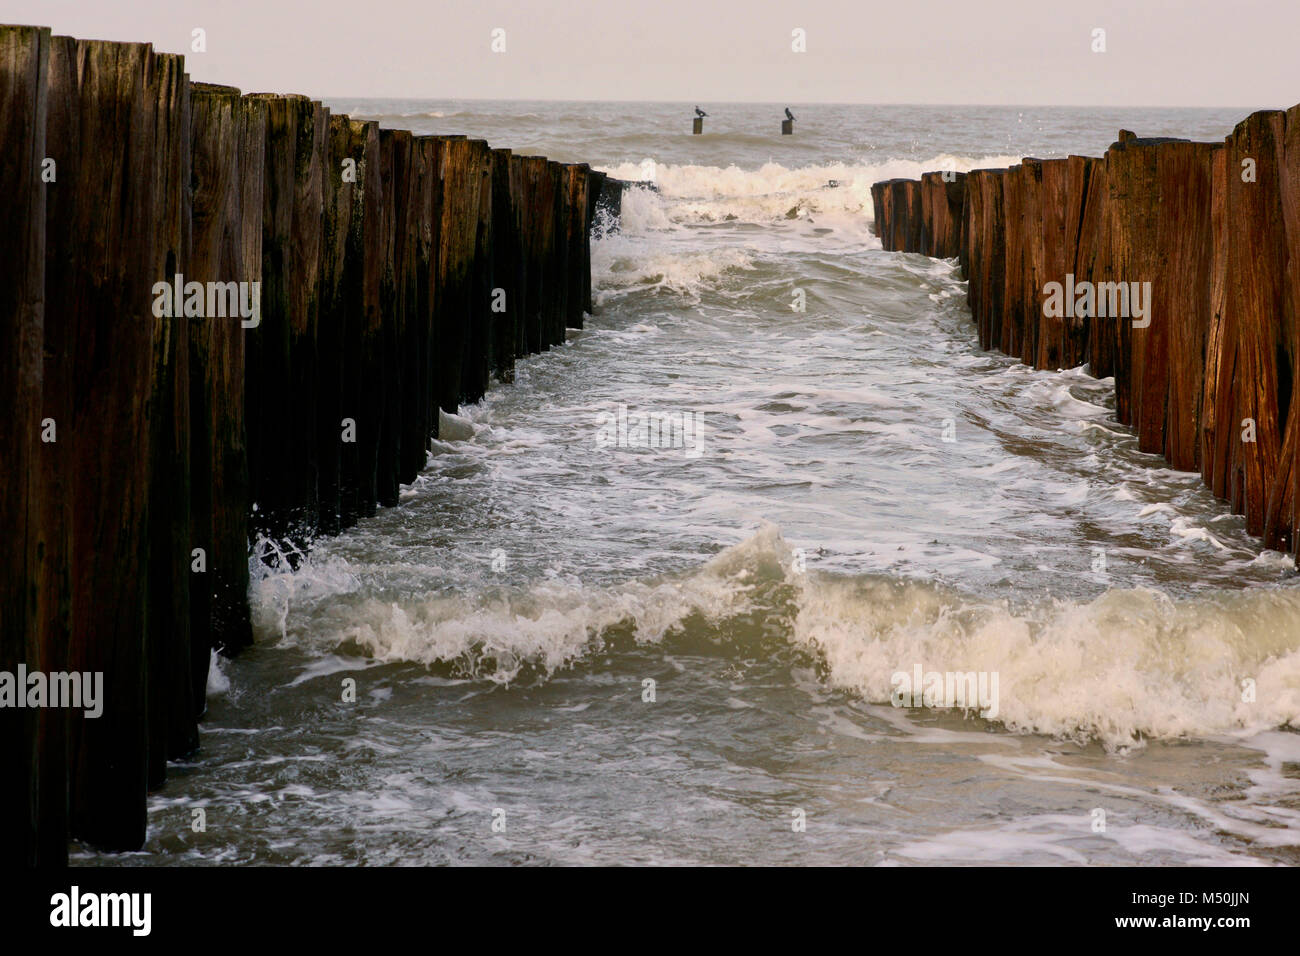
[2,0,1295,108]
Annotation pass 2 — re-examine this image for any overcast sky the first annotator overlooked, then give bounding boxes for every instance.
[2,0,1296,108]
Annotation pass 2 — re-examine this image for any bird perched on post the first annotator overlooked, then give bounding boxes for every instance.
[785,107,795,122]
[695,106,708,118]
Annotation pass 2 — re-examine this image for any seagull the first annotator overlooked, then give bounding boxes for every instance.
[695,106,708,118]
[785,107,795,122]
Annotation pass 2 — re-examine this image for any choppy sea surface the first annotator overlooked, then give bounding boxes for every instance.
[81,101,1300,866]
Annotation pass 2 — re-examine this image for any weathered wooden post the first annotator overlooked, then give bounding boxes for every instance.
[999,163,1028,358]
[466,140,495,405]
[0,22,55,867]
[549,161,570,347]
[144,50,195,789]
[563,164,592,329]
[490,148,520,380]
[961,169,1007,351]
[920,171,966,258]
[1156,141,1217,472]
[400,135,437,483]
[376,128,407,507]
[43,36,172,851]
[434,135,479,413]
[1201,146,1233,503]
[319,115,352,534]
[190,85,262,663]
[1064,155,1106,371]
[1221,111,1293,545]
[1033,159,1068,370]
[329,119,382,525]
[245,93,327,556]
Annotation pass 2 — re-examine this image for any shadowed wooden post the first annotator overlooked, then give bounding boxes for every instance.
[543,161,563,346]
[144,50,194,788]
[376,128,407,507]
[0,23,53,867]
[44,36,166,851]
[519,156,552,355]
[466,140,495,404]
[319,115,353,534]
[434,135,479,413]
[1000,164,1027,358]
[190,85,261,668]
[1015,159,1045,367]
[330,119,381,525]
[508,154,529,360]
[245,93,327,557]
[1035,159,1069,370]
[550,161,570,346]
[490,148,520,381]
[401,136,437,483]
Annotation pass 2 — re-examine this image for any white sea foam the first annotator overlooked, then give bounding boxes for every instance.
[254,525,1300,748]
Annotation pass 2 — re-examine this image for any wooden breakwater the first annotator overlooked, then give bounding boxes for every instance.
[872,107,1300,568]
[0,24,607,865]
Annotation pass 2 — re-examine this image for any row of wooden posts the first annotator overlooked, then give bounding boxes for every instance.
[0,24,607,865]
[871,106,1300,567]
